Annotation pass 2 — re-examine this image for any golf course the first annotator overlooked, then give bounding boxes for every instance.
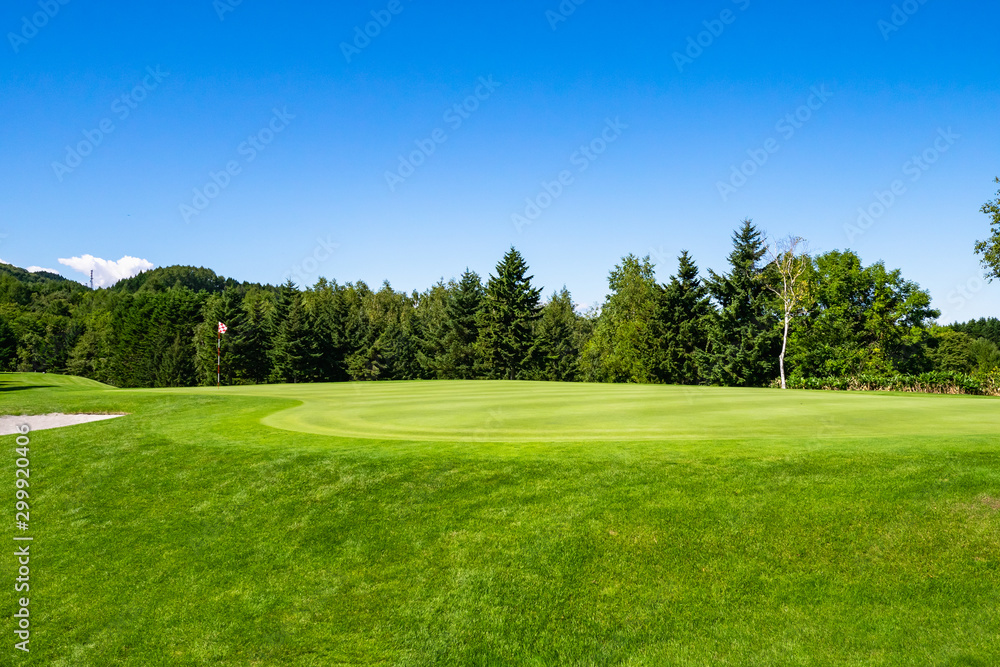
[3,373,1000,665]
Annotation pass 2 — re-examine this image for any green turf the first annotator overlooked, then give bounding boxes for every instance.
[2,373,1000,665]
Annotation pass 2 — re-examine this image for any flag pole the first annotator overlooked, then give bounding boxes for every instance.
[217,327,221,388]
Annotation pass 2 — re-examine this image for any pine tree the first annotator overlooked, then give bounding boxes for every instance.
[477,248,542,380]
[654,251,712,385]
[703,220,781,387]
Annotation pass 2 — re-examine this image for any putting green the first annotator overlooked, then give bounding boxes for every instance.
[200,381,1000,442]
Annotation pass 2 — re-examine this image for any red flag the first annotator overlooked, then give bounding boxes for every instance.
[218,322,228,335]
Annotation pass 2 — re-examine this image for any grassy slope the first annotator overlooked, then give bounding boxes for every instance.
[2,374,999,666]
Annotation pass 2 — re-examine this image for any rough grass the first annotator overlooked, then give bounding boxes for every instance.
[2,373,999,665]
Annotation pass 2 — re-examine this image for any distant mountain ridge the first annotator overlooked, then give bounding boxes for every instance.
[0,262,74,285]
[0,262,257,294]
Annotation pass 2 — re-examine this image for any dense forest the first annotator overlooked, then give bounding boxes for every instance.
[2,219,999,390]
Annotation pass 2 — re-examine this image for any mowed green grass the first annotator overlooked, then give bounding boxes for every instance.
[3,373,1000,666]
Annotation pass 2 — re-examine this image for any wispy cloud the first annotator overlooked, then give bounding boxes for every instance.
[57,255,154,287]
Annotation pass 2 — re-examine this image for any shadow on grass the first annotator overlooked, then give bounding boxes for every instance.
[0,386,49,392]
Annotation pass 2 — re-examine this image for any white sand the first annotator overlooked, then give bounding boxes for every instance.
[0,413,127,436]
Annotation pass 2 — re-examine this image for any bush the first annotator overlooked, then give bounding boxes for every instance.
[785,371,1000,396]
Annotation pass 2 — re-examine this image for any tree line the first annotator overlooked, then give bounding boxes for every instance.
[3,216,1000,390]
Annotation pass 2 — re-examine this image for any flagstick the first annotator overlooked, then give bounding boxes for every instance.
[217,327,221,388]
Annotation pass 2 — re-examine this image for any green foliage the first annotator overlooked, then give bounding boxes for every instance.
[0,313,17,370]
[949,317,1000,349]
[530,288,588,382]
[969,337,1000,375]
[477,248,543,380]
[581,254,659,383]
[974,177,1000,280]
[271,284,321,383]
[788,251,938,378]
[926,327,975,374]
[652,251,711,385]
[703,220,780,387]
[786,371,999,396]
[422,270,484,379]
[111,265,238,294]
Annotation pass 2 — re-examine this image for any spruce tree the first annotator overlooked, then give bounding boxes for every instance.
[428,270,484,379]
[532,288,582,382]
[270,291,318,383]
[238,292,273,384]
[703,220,781,387]
[477,248,542,380]
[654,251,712,385]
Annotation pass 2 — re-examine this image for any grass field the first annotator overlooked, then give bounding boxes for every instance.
[3,373,1000,665]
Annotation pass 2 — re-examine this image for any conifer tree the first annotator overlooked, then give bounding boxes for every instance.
[703,220,781,387]
[271,290,319,383]
[427,270,484,379]
[532,288,583,382]
[477,249,542,380]
[653,251,712,385]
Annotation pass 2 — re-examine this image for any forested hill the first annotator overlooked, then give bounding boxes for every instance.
[1,226,998,389]
[111,266,259,295]
[0,262,77,286]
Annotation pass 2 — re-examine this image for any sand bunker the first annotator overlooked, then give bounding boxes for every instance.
[0,413,126,436]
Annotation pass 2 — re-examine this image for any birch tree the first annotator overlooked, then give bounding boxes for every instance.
[765,236,810,389]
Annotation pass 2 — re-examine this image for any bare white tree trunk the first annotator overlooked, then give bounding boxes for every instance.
[779,312,790,389]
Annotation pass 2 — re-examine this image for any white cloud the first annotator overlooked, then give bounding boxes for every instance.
[0,258,8,265]
[57,255,155,288]
[26,266,61,275]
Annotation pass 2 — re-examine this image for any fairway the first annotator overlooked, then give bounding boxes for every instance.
[3,373,1000,665]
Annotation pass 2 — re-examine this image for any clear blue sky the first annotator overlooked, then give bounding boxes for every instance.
[1,0,998,321]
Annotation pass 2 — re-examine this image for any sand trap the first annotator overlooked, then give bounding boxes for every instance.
[0,413,127,436]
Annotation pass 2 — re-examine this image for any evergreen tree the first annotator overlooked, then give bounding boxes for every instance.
[426,270,484,379]
[703,220,781,387]
[271,291,319,383]
[532,288,583,382]
[238,289,273,384]
[477,248,542,380]
[653,251,712,385]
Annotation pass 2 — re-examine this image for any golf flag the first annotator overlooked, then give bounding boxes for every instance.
[218,322,228,335]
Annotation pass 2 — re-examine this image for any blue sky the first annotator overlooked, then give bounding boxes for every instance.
[1,0,998,322]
